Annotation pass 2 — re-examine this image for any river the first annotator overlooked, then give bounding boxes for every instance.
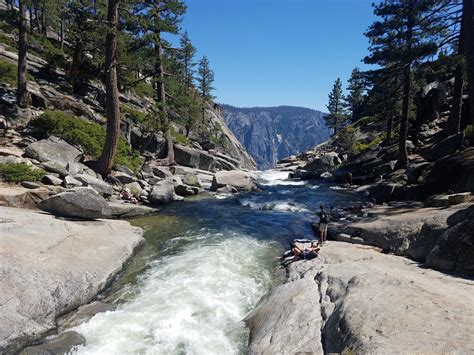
[74,171,361,354]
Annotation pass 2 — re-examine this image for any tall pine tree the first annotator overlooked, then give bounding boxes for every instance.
[197,55,215,120]
[326,78,347,133]
[130,0,186,165]
[365,0,450,167]
[94,0,121,176]
[344,67,365,122]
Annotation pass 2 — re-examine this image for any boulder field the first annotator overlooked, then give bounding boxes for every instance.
[0,206,144,353]
[246,242,474,354]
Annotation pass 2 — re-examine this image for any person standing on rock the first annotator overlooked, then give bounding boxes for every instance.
[318,205,329,244]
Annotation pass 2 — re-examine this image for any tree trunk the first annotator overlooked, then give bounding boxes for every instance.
[33,0,41,33]
[386,115,393,146]
[28,5,34,34]
[94,0,121,176]
[60,14,64,50]
[450,15,465,133]
[17,0,28,108]
[398,64,411,167]
[155,5,175,165]
[70,40,83,94]
[464,0,474,125]
[397,5,414,168]
[41,0,47,35]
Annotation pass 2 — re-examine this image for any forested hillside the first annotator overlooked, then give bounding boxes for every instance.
[0,0,255,190]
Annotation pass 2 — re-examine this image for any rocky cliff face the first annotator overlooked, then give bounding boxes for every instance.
[222,105,331,170]
[224,105,330,169]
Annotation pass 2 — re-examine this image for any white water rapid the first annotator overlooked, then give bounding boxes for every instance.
[75,232,276,355]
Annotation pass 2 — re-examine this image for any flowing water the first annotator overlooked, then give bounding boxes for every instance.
[74,171,362,355]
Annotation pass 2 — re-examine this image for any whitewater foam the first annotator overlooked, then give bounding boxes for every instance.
[74,234,276,355]
[239,198,310,213]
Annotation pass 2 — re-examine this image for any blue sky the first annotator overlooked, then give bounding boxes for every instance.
[178,0,377,111]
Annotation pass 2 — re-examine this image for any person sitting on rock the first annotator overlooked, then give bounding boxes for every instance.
[318,205,329,244]
[119,187,138,204]
[291,242,320,260]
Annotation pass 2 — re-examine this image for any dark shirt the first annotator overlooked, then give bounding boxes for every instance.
[319,211,329,224]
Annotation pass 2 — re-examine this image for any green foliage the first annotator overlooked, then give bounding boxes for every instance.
[170,125,189,145]
[0,163,45,183]
[464,125,474,140]
[338,125,385,156]
[121,104,148,124]
[0,8,17,33]
[326,78,348,133]
[0,59,17,86]
[30,110,142,172]
[0,33,16,51]
[345,67,365,121]
[30,33,67,69]
[197,55,215,101]
[133,81,155,98]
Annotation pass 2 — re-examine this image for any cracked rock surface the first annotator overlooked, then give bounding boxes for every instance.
[0,206,144,353]
[246,242,474,354]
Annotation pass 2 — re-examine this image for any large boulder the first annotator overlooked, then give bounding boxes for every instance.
[19,331,85,355]
[426,215,474,275]
[38,188,111,219]
[424,147,474,196]
[75,174,114,196]
[174,145,217,172]
[174,184,199,197]
[183,173,201,188]
[427,132,464,161]
[25,137,83,165]
[148,181,175,204]
[302,152,342,174]
[0,186,50,209]
[211,170,259,192]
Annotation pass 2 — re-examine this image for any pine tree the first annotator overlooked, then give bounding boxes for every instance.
[129,0,186,165]
[197,55,215,119]
[66,0,104,94]
[325,78,347,133]
[365,0,450,167]
[344,67,365,122]
[17,0,28,107]
[464,0,474,125]
[94,0,121,176]
[178,31,196,89]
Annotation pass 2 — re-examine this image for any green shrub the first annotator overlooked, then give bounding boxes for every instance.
[0,33,16,50]
[0,163,45,183]
[0,59,18,86]
[0,59,34,87]
[170,125,188,145]
[133,81,155,98]
[464,125,474,140]
[30,34,66,69]
[30,110,142,172]
[121,104,148,124]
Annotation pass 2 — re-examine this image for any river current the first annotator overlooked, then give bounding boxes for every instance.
[74,171,361,355]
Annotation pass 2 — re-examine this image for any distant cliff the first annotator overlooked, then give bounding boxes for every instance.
[222,105,331,169]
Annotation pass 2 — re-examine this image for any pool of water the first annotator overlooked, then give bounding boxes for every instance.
[74,171,362,354]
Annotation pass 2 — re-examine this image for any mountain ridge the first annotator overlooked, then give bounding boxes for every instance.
[222,104,331,169]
